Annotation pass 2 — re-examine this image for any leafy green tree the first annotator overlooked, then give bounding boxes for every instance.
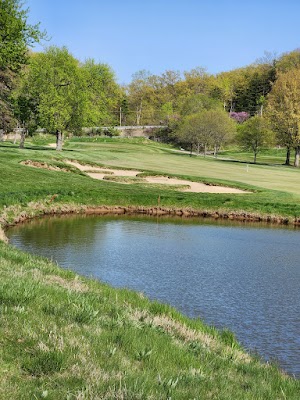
[176,113,208,155]
[161,102,174,124]
[158,70,185,115]
[183,67,211,95]
[0,0,44,71]
[119,98,129,125]
[266,68,300,166]
[126,70,153,125]
[0,0,45,134]
[236,65,276,115]
[11,63,41,148]
[176,109,235,157]
[0,68,16,139]
[81,59,121,127]
[126,69,183,125]
[208,110,236,157]
[276,49,300,73]
[27,47,86,150]
[179,93,222,117]
[211,71,242,112]
[212,64,276,116]
[12,88,36,148]
[236,116,274,163]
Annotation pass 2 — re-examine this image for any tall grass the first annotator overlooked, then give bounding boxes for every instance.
[0,242,299,399]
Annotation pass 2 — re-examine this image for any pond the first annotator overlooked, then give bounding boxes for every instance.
[7,214,300,377]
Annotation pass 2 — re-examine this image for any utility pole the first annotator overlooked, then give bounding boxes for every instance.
[119,107,122,126]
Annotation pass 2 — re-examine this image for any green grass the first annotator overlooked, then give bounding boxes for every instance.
[218,147,288,165]
[61,140,300,196]
[0,242,299,399]
[1,140,300,219]
[1,138,300,398]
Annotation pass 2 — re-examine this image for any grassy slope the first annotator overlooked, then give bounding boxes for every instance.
[1,140,300,219]
[0,138,300,398]
[64,139,300,195]
[1,242,299,399]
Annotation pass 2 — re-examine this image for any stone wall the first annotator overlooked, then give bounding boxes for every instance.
[83,125,166,138]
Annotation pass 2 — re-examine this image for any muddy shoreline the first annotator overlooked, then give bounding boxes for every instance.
[2,203,300,244]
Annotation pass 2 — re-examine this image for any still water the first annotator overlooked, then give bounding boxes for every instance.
[7,215,300,377]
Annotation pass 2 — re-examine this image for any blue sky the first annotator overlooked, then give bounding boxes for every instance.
[25,0,300,84]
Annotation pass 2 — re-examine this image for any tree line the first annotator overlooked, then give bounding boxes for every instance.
[2,0,300,166]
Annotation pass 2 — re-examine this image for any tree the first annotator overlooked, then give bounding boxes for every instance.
[229,112,250,124]
[27,47,86,150]
[0,0,45,134]
[183,67,213,96]
[176,113,210,156]
[211,63,276,116]
[126,69,183,126]
[266,68,300,166]
[81,59,121,127]
[119,98,129,126]
[276,49,300,73]
[11,67,38,148]
[236,116,274,163]
[126,70,152,125]
[161,102,174,124]
[231,64,276,115]
[212,68,247,113]
[0,68,16,140]
[0,0,44,71]
[176,109,235,157]
[207,110,236,157]
[179,93,222,117]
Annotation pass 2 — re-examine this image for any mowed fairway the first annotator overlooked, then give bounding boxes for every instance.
[2,138,300,220]
[64,139,300,196]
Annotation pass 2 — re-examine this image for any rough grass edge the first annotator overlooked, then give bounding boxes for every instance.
[1,200,299,243]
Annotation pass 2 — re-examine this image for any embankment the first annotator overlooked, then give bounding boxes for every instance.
[1,201,299,244]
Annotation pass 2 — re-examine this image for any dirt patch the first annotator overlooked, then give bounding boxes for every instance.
[65,161,248,193]
[20,160,69,172]
[44,275,89,293]
[0,226,8,243]
[128,309,251,363]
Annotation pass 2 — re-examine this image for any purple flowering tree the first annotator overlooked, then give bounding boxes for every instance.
[229,112,250,124]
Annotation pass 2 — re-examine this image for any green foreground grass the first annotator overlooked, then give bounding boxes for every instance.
[1,242,299,399]
[1,138,300,398]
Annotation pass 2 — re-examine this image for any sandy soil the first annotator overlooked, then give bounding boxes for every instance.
[143,176,247,193]
[20,160,70,172]
[66,161,140,177]
[66,161,247,194]
[0,227,8,243]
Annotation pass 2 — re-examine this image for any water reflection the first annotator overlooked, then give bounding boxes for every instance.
[7,214,300,377]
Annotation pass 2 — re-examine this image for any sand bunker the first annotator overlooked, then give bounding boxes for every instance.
[66,161,141,180]
[66,161,247,194]
[143,176,246,193]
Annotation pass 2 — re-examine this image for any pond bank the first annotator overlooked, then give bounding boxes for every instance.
[1,201,299,244]
[1,240,299,399]
[1,203,300,396]
[8,214,300,377]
